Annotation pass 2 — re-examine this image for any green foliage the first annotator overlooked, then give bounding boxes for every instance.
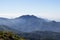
[0,31,25,40]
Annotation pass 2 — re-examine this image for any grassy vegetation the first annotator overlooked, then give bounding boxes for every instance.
[0,31,25,40]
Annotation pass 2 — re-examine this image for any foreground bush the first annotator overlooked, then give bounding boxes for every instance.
[0,31,25,40]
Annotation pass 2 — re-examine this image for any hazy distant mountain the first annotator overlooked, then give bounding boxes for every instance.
[19,31,60,40]
[0,15,60,32]
[0,25,21,34]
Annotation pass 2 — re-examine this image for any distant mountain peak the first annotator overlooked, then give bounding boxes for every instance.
[16,15,39,19]
[20,15,38,18]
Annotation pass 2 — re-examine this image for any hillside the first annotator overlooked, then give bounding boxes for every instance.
[0,25,60,40]
[19,31,60,40]
[0,15,60,32]
[0,15,60,40]
[0,31,25,40]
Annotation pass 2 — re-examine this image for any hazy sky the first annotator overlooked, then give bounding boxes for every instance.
[0,0,60,21]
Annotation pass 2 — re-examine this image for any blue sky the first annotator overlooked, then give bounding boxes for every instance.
[0,0,60,21]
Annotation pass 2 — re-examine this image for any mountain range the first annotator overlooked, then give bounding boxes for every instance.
[0,15,60,32]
